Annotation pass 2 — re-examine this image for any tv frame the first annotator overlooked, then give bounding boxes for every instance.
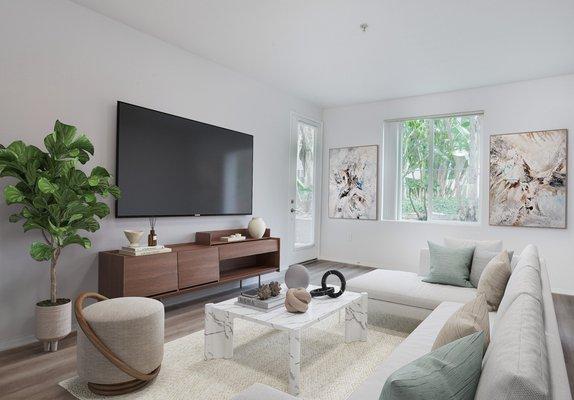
[115,101,254,218]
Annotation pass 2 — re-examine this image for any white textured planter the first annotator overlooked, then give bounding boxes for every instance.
[248,217,267,239]
[35,299,72,352]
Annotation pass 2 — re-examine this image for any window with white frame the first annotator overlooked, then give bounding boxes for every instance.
[385,113,481,223]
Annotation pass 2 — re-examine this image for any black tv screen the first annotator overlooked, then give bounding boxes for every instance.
[116,102,253,217]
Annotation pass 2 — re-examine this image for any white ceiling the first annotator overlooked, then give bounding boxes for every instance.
[71,0,574,107]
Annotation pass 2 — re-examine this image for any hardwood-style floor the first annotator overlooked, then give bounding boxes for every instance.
[0,261,572,399]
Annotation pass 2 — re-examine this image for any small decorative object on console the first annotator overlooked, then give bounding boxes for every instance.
[148,217,157,246]
[269,281,281,297]
[285,264,310,289]
[248,217,267,239]
[123,230,144,248]
[285,288,312,313]
[310,270,346,298]
[257,284,272,300]
[220,233,246,242]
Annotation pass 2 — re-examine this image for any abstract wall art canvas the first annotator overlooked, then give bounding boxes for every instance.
[489,129,567,228]
[329,145,378,219]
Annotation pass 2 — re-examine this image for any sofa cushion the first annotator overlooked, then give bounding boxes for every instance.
[422,241,475,287]
[380,331,484,400]
[231,383,298,400]
[347,269,477,311]
[497,264,542,318]
[477,250,512,311]
[347,302,463,400]
[432,293,490,352]
[470,249,513,288]
[476,293,549,400]
[444,237,502,252]
[513,244,540,272]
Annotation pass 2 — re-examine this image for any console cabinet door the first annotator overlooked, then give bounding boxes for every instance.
[124,253,178,297]
[178,248,219,289]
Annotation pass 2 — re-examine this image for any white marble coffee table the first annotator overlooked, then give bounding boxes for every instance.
[204,285,368,396]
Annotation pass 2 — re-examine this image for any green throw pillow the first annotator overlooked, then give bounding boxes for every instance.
[380,331,484,400]
[422,241,475,287]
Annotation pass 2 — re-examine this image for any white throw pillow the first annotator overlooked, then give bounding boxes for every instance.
[444,237,503,252]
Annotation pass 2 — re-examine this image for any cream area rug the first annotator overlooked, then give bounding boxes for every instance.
[60,314,410,400]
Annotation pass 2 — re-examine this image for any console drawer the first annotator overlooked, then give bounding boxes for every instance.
[124,252,178,297]
[178,248,219,289]
[218,239,278,260]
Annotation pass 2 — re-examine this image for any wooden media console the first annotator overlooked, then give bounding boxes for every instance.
[98,228,280,299]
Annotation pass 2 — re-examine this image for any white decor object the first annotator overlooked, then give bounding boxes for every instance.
[123,230,144,248]
[221,233,247,242]
[61,315,405,400]
[204,284,368,396]
[329,145,378,220]
[248,217,267,238]
[36,300,72,352]
[284,264,310,289]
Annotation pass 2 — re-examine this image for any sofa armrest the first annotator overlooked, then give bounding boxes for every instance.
[419,248,430,277]
[231,384,298,400]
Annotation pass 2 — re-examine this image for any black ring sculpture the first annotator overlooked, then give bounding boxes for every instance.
[310,270,346,298]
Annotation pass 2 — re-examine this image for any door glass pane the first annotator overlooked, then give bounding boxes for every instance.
[295,122,316,248]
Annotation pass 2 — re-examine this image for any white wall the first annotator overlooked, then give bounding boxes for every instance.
[321,74,574,294]
[0,0,321,349]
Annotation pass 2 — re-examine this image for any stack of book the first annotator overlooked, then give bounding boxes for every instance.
[236,289,286,311]
[119,245,172,256]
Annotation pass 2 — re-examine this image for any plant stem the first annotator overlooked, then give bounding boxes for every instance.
[50,248,60,304]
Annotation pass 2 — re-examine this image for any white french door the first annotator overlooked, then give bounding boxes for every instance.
[288,113,322,264]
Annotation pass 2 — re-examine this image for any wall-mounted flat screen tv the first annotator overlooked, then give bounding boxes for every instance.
[116,102,253,217]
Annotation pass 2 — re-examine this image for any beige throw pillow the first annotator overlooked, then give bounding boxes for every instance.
[432,293,490,353]
[477,250,511,311]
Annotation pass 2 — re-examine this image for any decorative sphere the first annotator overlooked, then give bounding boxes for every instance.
[285,288,312,313]
[285,264,310,289]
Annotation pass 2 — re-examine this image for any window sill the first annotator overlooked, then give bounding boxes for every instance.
[381,219,482,227]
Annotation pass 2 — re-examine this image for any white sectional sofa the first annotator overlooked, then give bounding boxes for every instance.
[233,244,571,400]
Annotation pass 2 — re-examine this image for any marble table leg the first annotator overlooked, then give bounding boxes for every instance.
[204,303,234,360]
[345,292,368,343]
[288,329,301,396]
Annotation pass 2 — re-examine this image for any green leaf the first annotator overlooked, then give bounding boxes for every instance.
[54,120,77,146]
[88,176,99,186]
[75,217,99,232]
[62,234,91,248]
[108,185,121,199]
[84,193,96,203]
[90,166,110,178]
[68,213,83,223]
[30,241,53,261]
[38,177,58,194]
[91,202,110,218]
[8,213,22,223]
[23,220,46,232]
[4,185,24,204]
[72,134,94,155]
[7,141,26,159]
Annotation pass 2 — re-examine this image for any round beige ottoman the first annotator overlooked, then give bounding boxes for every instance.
[75,293,164,395]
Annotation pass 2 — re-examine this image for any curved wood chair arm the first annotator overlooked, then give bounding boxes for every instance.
[74,292,159,382]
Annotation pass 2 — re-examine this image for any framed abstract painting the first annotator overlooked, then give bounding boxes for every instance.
[489,129,567,228]
[329,145,378,220]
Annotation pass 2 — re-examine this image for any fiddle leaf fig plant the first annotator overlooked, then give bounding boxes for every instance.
[0,120,120,305]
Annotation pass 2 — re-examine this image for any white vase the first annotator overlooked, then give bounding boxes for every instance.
[248,217,267,239]
[35,299,72,352]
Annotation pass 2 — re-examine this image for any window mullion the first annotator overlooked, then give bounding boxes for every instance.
[427,119,434,221]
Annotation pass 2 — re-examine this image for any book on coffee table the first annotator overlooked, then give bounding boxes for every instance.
[237,292,286,310]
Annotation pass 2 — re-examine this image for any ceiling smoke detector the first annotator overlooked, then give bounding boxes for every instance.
[360,23,369,32]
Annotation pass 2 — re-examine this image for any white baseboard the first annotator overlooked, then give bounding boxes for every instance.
[552,287,574,296]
